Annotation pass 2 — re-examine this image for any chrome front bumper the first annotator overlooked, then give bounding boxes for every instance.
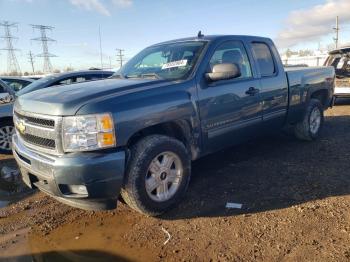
[12,134,126,210]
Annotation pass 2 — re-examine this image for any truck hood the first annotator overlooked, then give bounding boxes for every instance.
[15,78,166,116]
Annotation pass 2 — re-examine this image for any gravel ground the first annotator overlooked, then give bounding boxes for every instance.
[0,100,350,261]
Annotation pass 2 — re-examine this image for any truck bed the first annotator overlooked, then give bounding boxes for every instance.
[284,66,335,124]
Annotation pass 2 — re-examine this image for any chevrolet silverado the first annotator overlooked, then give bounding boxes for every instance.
[12,35,335,216]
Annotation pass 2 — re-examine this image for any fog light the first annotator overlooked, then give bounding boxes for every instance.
[67,185,88,195]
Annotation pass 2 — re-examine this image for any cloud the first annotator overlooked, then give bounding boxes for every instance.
[276,0,350,48]
[112,0,132,8]
[69,0,111,16]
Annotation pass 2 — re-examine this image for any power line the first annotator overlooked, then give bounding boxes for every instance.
[28,51,35,73]
[116,48,125,69]
[0,21,21,74]
[333,16,339,49]
[31,24,56,73]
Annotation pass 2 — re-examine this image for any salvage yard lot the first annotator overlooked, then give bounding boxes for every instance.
[1,100,350,262]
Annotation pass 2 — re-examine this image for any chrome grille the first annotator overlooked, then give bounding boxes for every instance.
[14,111,55,128]
[14,109,63,155]
[20,133,56,149]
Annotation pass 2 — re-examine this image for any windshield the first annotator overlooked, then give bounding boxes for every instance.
[325,51,350,78]
[114,41,207,81]
[16,75,56,96]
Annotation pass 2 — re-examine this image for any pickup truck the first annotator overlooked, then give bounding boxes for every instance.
[12,35,335,216]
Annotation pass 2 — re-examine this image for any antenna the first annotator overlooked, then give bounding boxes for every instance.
[0,21,21,74]
[197,30,204,38]
[31,24,56,73]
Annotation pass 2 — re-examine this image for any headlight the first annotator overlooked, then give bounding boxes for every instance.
[62,113,116,152]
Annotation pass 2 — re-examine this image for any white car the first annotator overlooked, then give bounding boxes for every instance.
[325,46,350,98]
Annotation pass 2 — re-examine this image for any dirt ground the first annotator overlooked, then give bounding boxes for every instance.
[1,100,350,262]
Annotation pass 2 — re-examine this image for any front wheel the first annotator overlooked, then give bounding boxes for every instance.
[0,120,15,154]
[121,135,191,216]
[294,99,324,141]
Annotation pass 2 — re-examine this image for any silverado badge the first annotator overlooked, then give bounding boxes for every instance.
[16,119,26,134]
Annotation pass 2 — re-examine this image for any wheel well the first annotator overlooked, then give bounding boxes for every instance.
[0,117,13,126]
[127,121,196,158]
[310,89,328,108]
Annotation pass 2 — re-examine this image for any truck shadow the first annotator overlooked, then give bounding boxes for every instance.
[163,114,350,219]
[1,250,131,262]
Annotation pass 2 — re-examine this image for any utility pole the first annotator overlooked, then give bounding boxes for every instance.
[31,24,56,73]
[333,16,339,49]
[116,48,125,69]
[99,26,103,69]
[0,21,21,74]
[28,51,35,73]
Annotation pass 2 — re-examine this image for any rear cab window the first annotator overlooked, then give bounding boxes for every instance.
[251,42,276,77]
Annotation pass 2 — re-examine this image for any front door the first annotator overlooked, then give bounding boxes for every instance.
[197,40,263,153]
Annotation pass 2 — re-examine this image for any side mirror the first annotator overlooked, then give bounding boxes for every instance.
[0,93,14,104]
[206,63,241,82]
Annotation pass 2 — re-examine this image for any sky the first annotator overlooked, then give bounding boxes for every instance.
[1,0,350,73]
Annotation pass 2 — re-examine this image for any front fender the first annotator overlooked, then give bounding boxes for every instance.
[76,80,200,150]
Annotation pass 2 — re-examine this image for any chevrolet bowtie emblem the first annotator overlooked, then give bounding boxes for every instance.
[16,120,26,134]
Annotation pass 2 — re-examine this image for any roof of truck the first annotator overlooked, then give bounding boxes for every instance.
[152,34,272,46]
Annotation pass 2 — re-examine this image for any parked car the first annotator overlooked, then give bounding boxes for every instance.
[13,35,334,216]
[0,77,34,93]
[16,70,114,96]
[0,70,114,153]
[0,80,15,153]
[324,46,350,98]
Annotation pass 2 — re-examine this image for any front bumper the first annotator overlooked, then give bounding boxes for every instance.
[334,87,350,97]
[12,134,126,210]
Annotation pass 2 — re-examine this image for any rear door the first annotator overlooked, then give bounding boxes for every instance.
[249,41,288,128]
[197,39,263,153]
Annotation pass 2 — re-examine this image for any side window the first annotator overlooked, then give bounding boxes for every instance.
[85,74,109,81]
[7,81,25,92]
[252,42,276,77]
[50,77,74,86]
[209,41,252,79]
[76,76,87,83]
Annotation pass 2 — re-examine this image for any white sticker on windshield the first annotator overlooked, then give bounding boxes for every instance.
[162,59,188,69]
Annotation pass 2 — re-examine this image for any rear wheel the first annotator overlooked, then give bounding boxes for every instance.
[0,120,15,154]
[294,99,324,141]
[121,135,191,216]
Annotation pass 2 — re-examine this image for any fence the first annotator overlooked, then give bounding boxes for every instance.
[282,55,328,67]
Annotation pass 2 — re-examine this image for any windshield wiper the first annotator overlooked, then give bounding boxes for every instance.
[140,73,162,79]
[125,73,162,80]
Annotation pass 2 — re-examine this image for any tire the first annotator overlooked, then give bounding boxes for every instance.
[294,99,324,141]
[0,120,15,154]
[121,135,191,216]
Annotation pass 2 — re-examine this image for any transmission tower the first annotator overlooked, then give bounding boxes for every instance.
[28,51,35,73]
[116,48,125,68]
[31,24,56,73]
[0,21,21,74]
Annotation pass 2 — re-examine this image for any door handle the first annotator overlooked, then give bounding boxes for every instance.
[245,87,260,96]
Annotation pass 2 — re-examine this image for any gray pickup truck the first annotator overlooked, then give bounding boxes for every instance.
[12,35,335,216]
